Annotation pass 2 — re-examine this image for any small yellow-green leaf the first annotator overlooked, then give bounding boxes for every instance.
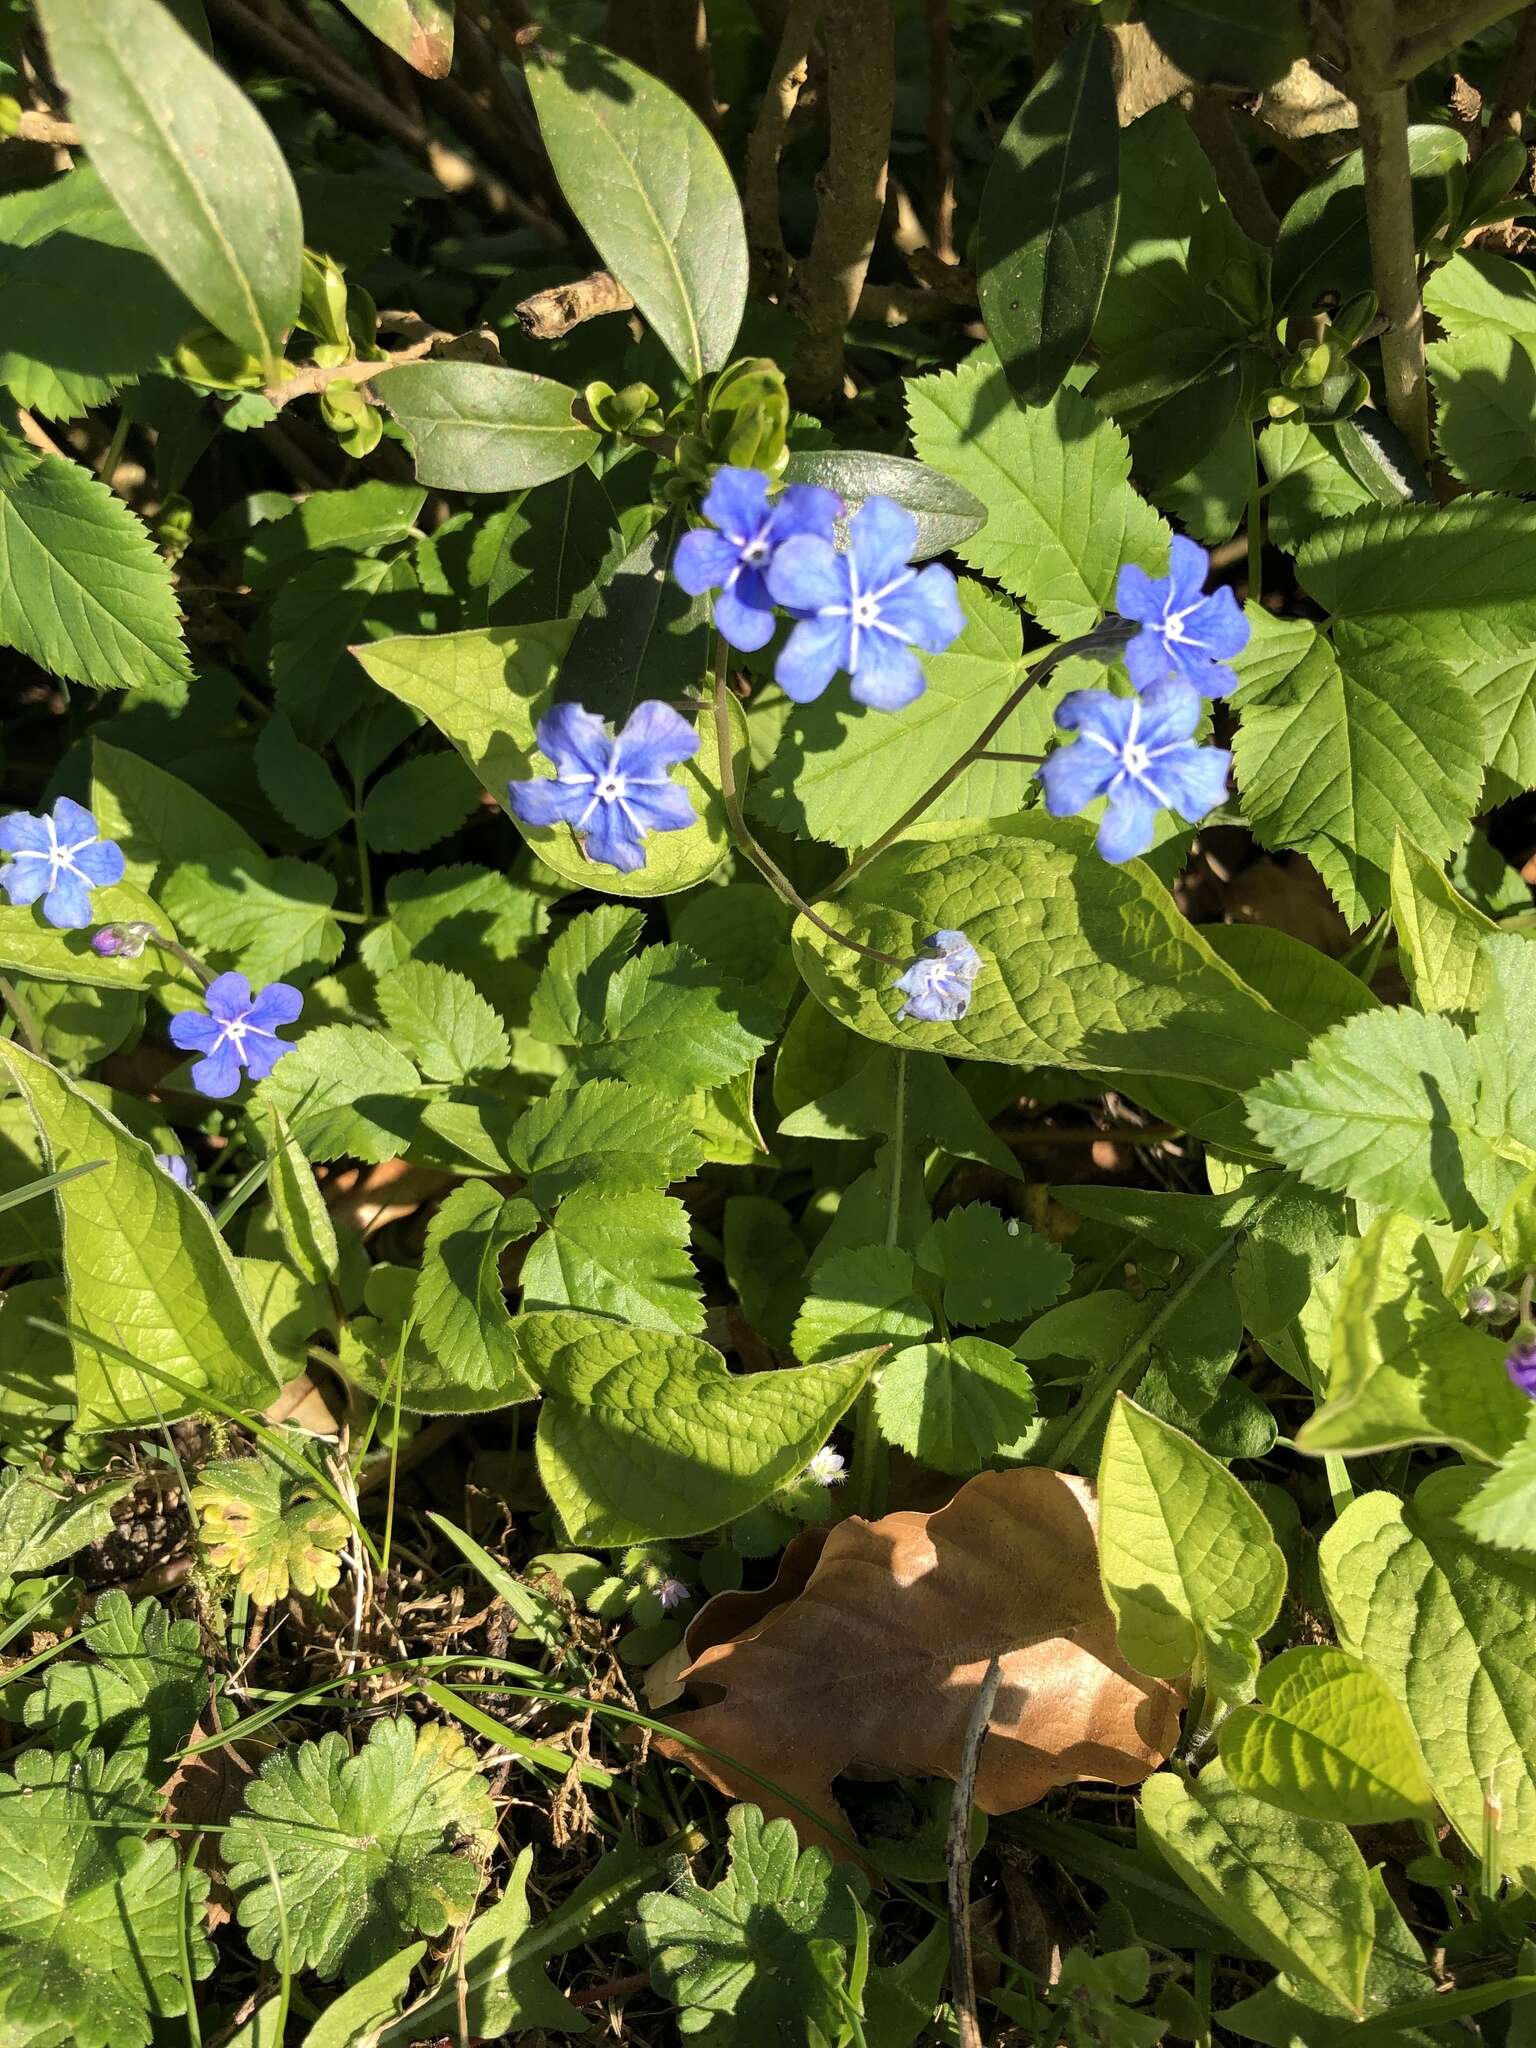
[1390,830,1496,1018]
[1218,1646,1434,1824]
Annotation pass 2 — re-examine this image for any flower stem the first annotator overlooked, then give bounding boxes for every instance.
[823,622,1134,896]
[709,637,906,969]
[150,930,215,989]
[0,976,42,1055]
[1247,426,1263,605]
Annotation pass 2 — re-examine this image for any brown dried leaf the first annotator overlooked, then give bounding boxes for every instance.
[659,1469,1179,1855]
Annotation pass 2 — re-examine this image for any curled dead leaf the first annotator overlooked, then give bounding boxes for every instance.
[659,1468,1179,1856]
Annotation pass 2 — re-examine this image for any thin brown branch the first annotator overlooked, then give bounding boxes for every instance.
[1394,0,1530,78]
[515,269,635,341]
[948,1653,1004,2048]
[261,331,443,407]
[647,0,719,132]
[926,0,956,263]
[792,0,897,406]
[1183,95,1281,245]
[8,108,79,144]
[744,0,821,293]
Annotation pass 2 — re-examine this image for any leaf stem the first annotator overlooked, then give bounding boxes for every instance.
[0,976,42,1056]
[1247,425,1263,605]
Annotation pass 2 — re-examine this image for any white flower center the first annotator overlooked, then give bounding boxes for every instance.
[1122,740,1152,777]
[595,774,625,802]
[741,536,771,566]
[851,595,880,628]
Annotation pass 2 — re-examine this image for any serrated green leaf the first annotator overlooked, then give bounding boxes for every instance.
[254,712,352,839]
[507,1077,706,1208]
[359,749,479,854]
[271,550,418,745]
[0,879,184,993]
[906,355,1169,636]
[1426,325,1536,493]
[578,944,776,1092]
[161,852,344,984]
[529,903,644,1047]
[791,1246,932,1364]
[524,34,746,383]
[24,1588,205,1773]
[1389,830,1497,1017]
[670,884,795,1011]
[376,959,509,1082]
[1320,1474,1536,1873]
[0,1039,282,1426]
[36,0,301,370]
[1218,1646,1434,1825]
[916,1203,1070,1326]
[0,450,191,697]
[1258,422,1378,555]
[359,861,546,1013]
[376,362,599,492]
[1098,1395,1286,1684]
[1454,1429,1536,1554]
[192,1448,349,1606]
[521,1185,703,1335]
[265,1107,341,1293]
[91,737,260,894]
[226,1718,498,1982]
[254,1024,425,1163]
[524,1311,873,1544]
[1139,1762,1373,2012]
[873,1334,1037,1475]
[405,1182,539,1411]
[0,1468,129,1577]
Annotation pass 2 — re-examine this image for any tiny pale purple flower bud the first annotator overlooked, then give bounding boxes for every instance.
[804,1445,846,1487]
[656,1577,690,1613]
[91,919,154,960]
[1467,1285,1499,1318]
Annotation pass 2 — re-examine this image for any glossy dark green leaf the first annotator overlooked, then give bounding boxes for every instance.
[780,450,985,560]
[1142,0,1306,89]
[555,512,711,723]
[1273,125,1466,318]
[374,362,600,492]
[978,24,1119,408]
[36,0,302,372]
[524,33,747,382]
[334,0,453,77]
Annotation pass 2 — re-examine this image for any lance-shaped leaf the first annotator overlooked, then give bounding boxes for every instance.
[779,450,985,559]
[334,0,452,77]
[374,363,600,492]
[978,25,1118,407]
[36,0,302,371]
[662,1468,1180,1855]
[0,1040,283,1427]
[524,33,747,382]
[522,1311,874,1545]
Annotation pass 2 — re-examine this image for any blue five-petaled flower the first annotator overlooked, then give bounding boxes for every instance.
[507,701,700,875]
[768,497,965,710]
[1116,534,1248,698]
[672,468,842,653]
[894,929,982,1024]
[168,973,303,1099]
[1038,679,1232,864]
[0,798,125,929]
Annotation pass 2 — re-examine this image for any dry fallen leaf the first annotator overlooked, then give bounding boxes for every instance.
[659,1468,1179,1855]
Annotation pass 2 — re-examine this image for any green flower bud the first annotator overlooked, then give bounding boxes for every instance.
[319,382,383,458]
[1329,290,1378,353]
[704,356,790,474]
[174,327,267,393]
[299,248,351,352]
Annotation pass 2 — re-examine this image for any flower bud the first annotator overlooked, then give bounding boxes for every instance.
[90,921,155,961]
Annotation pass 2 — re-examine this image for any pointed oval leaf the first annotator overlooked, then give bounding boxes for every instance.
[1218,1646,1434,1824]
[780,451,986,560]
[374,363,600,492]
[334,0,452,77]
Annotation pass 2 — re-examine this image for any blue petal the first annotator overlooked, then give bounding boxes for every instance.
[536,702,613,782]
[850,629,927,711]
[847,496,918,589]
[1038,738,1117,816]
[927,930,981,977]
[766,533,848,615]
[1157,743,1232,821]
[673,528,741,596]
[508,776,592,828]
[189,1042,244,1099]
[879,563,964,653]
[768,484,842,541]
[0,812,51,856]
[1166,534,1211,607]
[775,614,850,702]
[204,971,254,1024]
[1136,678,1204,751]
[42,873,93,928]
[1124,628,1177,690]
[1114,562,1163,625]
[155,1153,194,1189]
[168,1009,222,1054]
[581,799,646,874]
[51,796,101,845]
[245,981,304,1032]
[700,466,771,542]
[1184,585,1249,658]
[1097,786,1162,863]
[1166,641,1233,697]
[1054,687,1136,749]
[619,700,700,773]
[0,856,49,907]
[714,579,776,653]
[242,1031,295,1084]
[71,838,125,889]
[623,780,697,833]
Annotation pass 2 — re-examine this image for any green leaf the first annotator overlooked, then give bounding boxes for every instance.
[91,738,260,894]
[225,1717,498,1983]
[521,1186,704,1335]
[978,25,1118,407]
[1272,125,1465,319]
[1098,1395,1286,1684]
[906,356,1169,637]
[778,450,984,560]
[633,1804,866,2048]
[0,449,191,696]
[265,1108,342,1293]
[671,885,795,1013]
[556,508,711,723]
[1454,1428,1536,1553]
[36,0,301,370]
[791,1246,932,1364]
[0,165,197,420]
[375,362,600,492]
[916,1203,1071,1326]
[572,944,776,1092]
[0,1468,129,1577]
[523,1311,873,1544]
[0,881,182,995]
[791,816,1307,1090]
[244,478,426,581]
[161,852,344,984]
[524,33,747,382]
[1426,324,1536,493]
[507,1077,707,1208]
[192,1449,349,1606]
[1299,1212,1525,1461]
[272,550,417,744]
[873,1335,1037,1475]
[254,1024,426,1163]
[1321,1475,1536,1872]
[1389,830,1496,1017]
[24,1589,205,1774]
[1138,1763,1374,2013]
[0,1039,283,1426]
[359,749,479,854]
[333,0,452,76]
[298,1947,425,2048]
[1258,422,1378,555]
[1248,937,1536,1227]
[404,1184,539,1411]
[376,959,509,1083]
[0,1747,211,2048]
[1218,1646,1434,1825]
[1142,0,1306,87]
[254,713,352,839]
[1231,612,1484,925]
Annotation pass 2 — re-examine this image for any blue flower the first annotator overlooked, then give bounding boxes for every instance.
[154,1152,194,1191]
[894,928,982,1023]
[0,798,125,929]
[1037,679,1231,863]
[1508,1337,1536,1397]
[1115,535,1248,698]
[673,467,842,653]
[656,1576,690,1613]
[168,973,303,1098]
[766,496,965,710]
[507,700,700,875]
